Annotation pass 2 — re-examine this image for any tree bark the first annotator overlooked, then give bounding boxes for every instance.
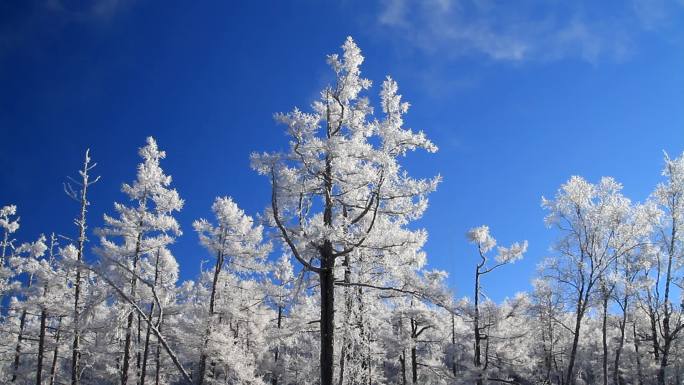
[154,320,163,385]
[337,254,352,385]
[657,214,679,385]
[399,352,406,385]
[601,290,609,385]
[140,249,161,385]
[451,313,457,377]
[49,316,63,385]
[612,296,628,385]
[565,289,588,385]
[272,305,283,385]
[319,240,336,385]
[197,232,226,385]
[36,306,48,385]
[318,143,336,385]
[121,230,143,385]
[37,235,56,385]
[633,322,643,385]
[658,339,671,385]
[411,345,417,384]
[474,262,483,385]
[137,313,142,381]
[11,308,28,382]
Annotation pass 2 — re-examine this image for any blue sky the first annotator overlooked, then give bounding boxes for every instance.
[1,0,683,302]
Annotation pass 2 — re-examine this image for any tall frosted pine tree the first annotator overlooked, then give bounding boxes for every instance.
[252,37,439,385]
[97,137,183,385]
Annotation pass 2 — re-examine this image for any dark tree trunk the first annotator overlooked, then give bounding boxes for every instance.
[121,303,136,385]
[140,250,161,385]
[121,233,142,385]
[633,322,644,385]
[658,339,671,385]
[613,297,628,385]
[154,321,163,385]
[38,235,57,385]
[337,255,352,385]
[318,147,336,385]
[602,291,609,385]
[451,314,457,377]
[50,316,63,385]
[648,306,660,362]
[140,301,155,385]
[36,307,48,385]
[657,220,678,385]
[656,212,682,385]
[565,291,587,385]
[411,346,417,384]
[474,263,483,385]
[319,239,336,385]
[400,352,406,385]
[197,237,225,385]
[272,305,283,385]
[11,308,28,382]
[71,269,82,385]
[566,315,582,385]
[137,313,142,381]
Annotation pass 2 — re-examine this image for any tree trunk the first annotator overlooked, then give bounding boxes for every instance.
[613,297,628,385]
[451,313,457,377]
[337,255,352,385]
[399,352,406,385]
[648,306,660,362]
[411,346,417,384]
[319,240,335,385]
[633,322,643,385]
[272,305,283,385]
[50,316,63,385]
[137,313,142,381]
[71,150,96,385]
[565,295,586,385]
[37,236,57,385]
[121,232,142,385]
[140,250,162,385]
[154,321,163,385]
[140,300,156,385]
[474,264,483,385]
[658,339,671,385]
[602,291,609,385]
[36,306,48,385]
[318,146,336,385]
[197,238,225,385]
[11,308,28,382]
[121,300,137,385]
[657,212,679,385]
[357,287,369,385]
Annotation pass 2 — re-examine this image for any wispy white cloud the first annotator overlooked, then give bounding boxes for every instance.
[376,0,683,63]
[0,0,134,63]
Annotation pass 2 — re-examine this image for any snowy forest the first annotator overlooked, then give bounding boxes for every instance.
[1,38,683,385]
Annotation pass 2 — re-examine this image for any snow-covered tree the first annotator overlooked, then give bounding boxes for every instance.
[251,36,439,385]
[193,196,270,385]
[7,234,48,381]
[641,152,684,385]
[97,137,183,385]
[0,204,20,297]
[63,148,99,385]
[541,176,654,385]
[466,225,527,385]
